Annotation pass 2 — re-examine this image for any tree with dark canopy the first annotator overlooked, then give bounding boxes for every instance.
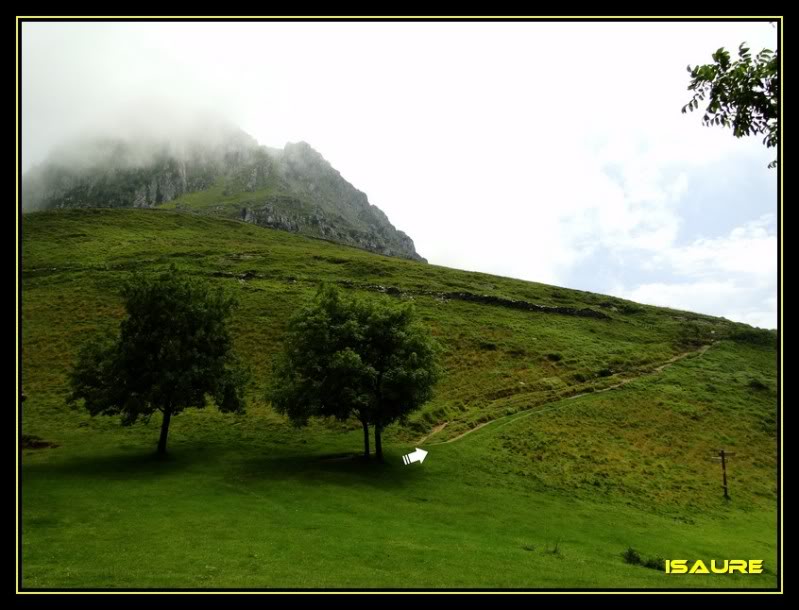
[683,42,778,168]
[68,267,248,455]
[268,285,440,461]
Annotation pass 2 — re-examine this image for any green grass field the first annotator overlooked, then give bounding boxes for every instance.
[20,209,779,589]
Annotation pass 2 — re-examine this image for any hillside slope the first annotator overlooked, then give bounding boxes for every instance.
[20,209,778,589]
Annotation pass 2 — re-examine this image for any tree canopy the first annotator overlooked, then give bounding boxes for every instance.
[68,266,248,454]
[683,42,779,168]
[268,285,440,461]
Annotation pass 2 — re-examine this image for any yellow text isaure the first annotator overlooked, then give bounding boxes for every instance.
[665,560,764,574]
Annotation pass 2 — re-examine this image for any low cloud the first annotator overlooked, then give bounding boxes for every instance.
[611,215,778,328]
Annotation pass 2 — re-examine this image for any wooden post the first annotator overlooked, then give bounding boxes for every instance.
[720,449,729,500]
[711,449,736,500]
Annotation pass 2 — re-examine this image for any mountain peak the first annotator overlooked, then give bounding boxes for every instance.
[21,128,426,262]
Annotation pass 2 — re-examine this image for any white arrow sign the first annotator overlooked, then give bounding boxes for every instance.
[402,448,428,465]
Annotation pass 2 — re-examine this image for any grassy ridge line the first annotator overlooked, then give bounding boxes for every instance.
[21,207,736,324]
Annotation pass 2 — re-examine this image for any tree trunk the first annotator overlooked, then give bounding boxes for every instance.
[361,419,370,459]
[375,424,383,462]
[157,407,172,455]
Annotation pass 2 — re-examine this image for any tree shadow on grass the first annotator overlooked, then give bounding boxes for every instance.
[21,444,427,492]
[233,450,425,491]
[21,445,218,482]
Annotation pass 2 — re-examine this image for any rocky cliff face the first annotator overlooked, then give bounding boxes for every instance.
[22,127,425,262]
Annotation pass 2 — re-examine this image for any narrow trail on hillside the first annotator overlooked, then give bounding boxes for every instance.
[420,342,714,447]
[415,422,449,445]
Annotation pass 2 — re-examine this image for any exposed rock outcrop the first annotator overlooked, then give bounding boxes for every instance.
[22,127,425,262]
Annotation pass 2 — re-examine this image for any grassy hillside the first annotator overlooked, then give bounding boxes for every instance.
[20,208,778,589]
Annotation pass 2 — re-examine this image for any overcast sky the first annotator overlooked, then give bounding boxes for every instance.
[21,21,779,328]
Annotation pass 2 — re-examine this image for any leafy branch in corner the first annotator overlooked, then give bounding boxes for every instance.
[682,42,779,168]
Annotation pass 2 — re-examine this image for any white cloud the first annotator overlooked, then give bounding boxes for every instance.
[613,215,778,328]
[663,214,777,277]
[619,279,738,311]
[617,281,775,329]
